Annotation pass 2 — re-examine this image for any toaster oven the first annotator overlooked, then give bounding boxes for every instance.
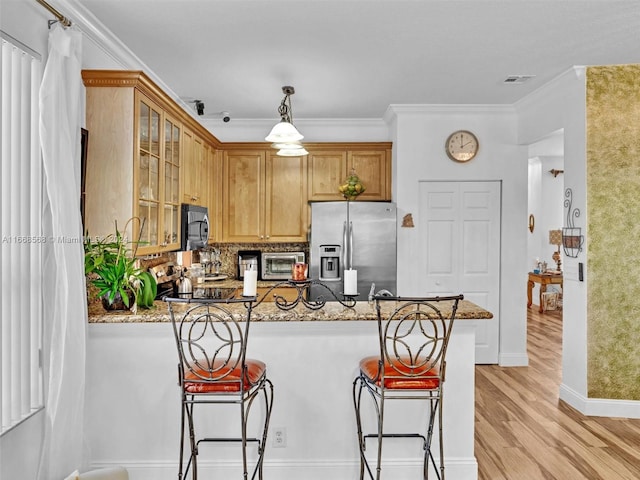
[261,251,305,280]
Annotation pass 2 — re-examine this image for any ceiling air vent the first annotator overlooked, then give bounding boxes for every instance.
[503,75,535,84]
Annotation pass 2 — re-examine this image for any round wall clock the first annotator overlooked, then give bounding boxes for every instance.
[445,130,479,162]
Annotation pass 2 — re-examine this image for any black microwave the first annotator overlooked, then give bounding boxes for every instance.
[180,204,209,251]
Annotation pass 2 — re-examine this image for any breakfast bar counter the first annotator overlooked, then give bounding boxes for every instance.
[85,290,492,480]
[88,297,493,323]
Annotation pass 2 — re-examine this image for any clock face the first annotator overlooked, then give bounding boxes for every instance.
[446,130,479,162]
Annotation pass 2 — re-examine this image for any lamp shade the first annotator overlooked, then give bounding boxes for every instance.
[265,121,303,143]
[549,229,562,246]
[277,146,309,157]
[271,141,306,150]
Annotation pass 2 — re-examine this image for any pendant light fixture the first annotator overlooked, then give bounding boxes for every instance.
[265,86,308,156]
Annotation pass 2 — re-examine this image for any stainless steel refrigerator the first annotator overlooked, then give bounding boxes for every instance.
[309,201,397,301]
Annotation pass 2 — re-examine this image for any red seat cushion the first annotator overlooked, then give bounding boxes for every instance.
[359,356,441,390]
[184,359,266,393]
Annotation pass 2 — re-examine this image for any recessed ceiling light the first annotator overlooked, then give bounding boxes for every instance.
[503,75,536,84]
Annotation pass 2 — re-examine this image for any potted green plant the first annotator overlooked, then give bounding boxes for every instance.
[84,218,156,312]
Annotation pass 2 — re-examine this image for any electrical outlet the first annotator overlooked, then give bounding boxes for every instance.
[272,427,287,448]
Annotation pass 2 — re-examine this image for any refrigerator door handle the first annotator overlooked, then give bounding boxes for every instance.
[342,221,348,271]
[348,221,353,270]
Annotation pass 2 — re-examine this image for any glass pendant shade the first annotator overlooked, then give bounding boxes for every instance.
[271,141,305,149]
[265,121,303,143]
[277,146,309,156]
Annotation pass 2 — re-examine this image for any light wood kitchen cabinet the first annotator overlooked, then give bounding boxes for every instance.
[206,145,222,243]
[83,70,223,254]
[221,148,308,242]
[307,143,392,201]
[136,96,182,252]
[182,128,204,205]
[183,124,222,241]
[83,71,181,254]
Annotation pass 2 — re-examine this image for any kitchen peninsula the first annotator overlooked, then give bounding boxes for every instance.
[86,291,491,480]
[88,288,492,323]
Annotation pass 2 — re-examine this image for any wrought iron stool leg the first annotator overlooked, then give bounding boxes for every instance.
[375,395,385,480]
[186,399,198,480]
[178,394,186,480]
[255,380,274,480]
[241,401,249,480]
[438,394,445,480]
[353,377,367,480]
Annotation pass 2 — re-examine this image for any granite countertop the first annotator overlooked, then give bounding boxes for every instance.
[88,291,494,324]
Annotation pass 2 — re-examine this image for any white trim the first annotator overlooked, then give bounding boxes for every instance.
[560,383,640,419]
[58,0,189,112]
[498,352,529,367]
[90,457,478,480]
[384,103,516,123]
[515,66,585,114]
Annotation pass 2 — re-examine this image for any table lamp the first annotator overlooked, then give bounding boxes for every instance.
[549,229,562,272]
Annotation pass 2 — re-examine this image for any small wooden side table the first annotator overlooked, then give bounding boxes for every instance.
[527,272,563,313]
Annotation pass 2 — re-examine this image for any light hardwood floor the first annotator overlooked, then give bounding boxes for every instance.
[475,307,640,480]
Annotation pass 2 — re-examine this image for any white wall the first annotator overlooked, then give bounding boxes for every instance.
[0,410,45,480]
[527,148,565,305]
[517,67,589,410]
[86,320,479,480]
[528,157,542,270]
[386,105,529,367]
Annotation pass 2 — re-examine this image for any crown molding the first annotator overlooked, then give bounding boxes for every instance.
[58,0,193,113]
[515,66,585,113]
[384,103,516,123]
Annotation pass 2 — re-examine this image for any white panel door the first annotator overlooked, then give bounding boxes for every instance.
[419,181,501,364]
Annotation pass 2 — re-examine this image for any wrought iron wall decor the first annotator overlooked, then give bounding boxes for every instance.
[562,188,584,258]
[254,279,358,310]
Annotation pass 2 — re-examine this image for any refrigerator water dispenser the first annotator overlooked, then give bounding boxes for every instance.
[319,245,341,281]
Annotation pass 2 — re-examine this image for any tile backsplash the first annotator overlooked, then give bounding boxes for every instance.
[140,242,309,280]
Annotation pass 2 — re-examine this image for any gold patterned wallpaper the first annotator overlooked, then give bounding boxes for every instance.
[586,65,640,400]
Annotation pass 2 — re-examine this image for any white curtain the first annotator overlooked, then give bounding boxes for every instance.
[37,24,87,480]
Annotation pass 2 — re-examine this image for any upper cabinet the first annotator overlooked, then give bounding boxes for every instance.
[265,151,308,241]
[82,70,222,254]
[136,94,182,251]
[307,143,392,201]
[221,148,308,242]
[182,127,206,205]
[83,70,391,250]
[206,146,222,243]
[183,124,221,242]
[220,142,390,244]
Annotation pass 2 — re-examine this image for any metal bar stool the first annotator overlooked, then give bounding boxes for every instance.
[166,297,274,480]
[353,294,463,480]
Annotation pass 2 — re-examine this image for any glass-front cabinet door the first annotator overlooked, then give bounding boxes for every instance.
[135,92,181,254]
[163,116,181,249]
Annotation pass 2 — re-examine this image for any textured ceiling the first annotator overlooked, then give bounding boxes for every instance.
[69,0,640,120]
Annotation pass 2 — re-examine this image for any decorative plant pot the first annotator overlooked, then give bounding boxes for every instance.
[101,291,132,311]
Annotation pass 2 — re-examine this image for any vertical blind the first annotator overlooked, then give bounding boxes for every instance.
[0,31,44,435]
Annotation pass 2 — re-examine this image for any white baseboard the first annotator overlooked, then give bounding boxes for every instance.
[498,352,528,366]
[91,457,478,480]
[560,383,640,419]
